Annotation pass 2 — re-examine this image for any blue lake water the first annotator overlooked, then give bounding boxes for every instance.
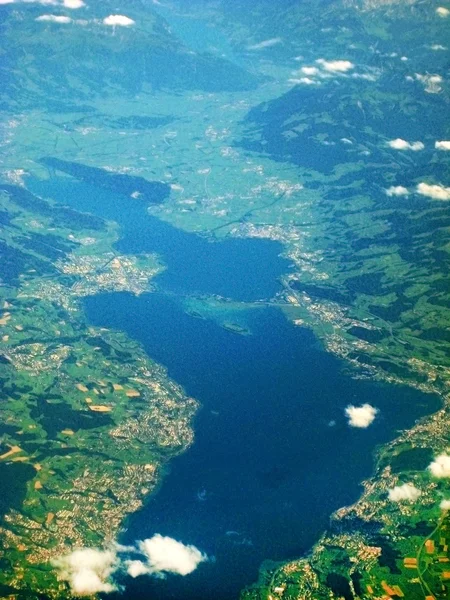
[151,3,242,65]
[85,292,439,600]
[27,173,440,599]
[28,175,287,302]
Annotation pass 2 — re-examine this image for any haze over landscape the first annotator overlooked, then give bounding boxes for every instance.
[0,1,449,599]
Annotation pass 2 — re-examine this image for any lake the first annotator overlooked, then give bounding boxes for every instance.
[28,172,440,599]
[84,293,438,600]
[28,173,288,302]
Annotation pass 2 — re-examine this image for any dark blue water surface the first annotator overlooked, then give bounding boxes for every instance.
[84,292,439,600]
[28,175,287,302]
[28,174,440,599]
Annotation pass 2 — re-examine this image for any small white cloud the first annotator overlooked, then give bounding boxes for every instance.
[52,548,119,596]
[301,66,319,76]
[127,560,151,578]
[103,14,135,26]
[316,58,354,72]
[288,77,320,86]
[429,454,450,477]
[435,140,450,150]
[387,138,424,151]
[341,138,353,145]
[345,404,378,428]
[388,483,421,502]
[440,499,450,510]
[386,185,409,197]
[436,6,450,17]
[417,183,450,201]
[63,0,84,7]
[400,56,408,61]
[351,73,378,81]
[52,537,207,593]
[0,0,15,4]
[431,44,447,50]
[127,535,207,578]
[415,73,443,93]
[247,37,282,50]
[35,14,71,22]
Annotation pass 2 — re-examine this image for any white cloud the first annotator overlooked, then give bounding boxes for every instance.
[440,499,450,510]
[351,72,378,81]
[35,14,71,22]
[388,483,421,502]
[301,66,319,76]
[415,73,443,93]
[289,77,321,86]
[103,14,135,26]
[127,560,151,578]
[436,140,450,150]
[429,454,450,477]
[316,58,354,72]
[0,0,15,4]
[63,0,84,7]
[431,44,447,50]
[436,6,449,16]
[345,404,378,428]
[386,185,409,197]
[52,536,208,593]
[247,37,282,50]
[52,548,119,596]
[387,138,424,151]
[298,59,376,84]
[417,182,450,201]
[127,535,207,578]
